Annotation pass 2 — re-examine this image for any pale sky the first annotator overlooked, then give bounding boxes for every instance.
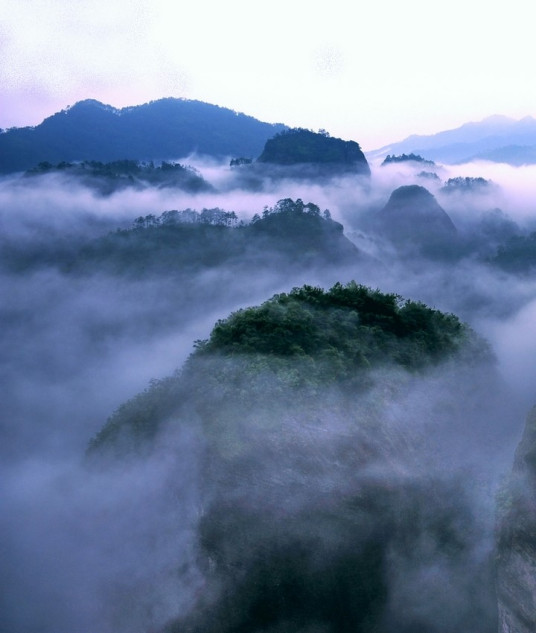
[1,0,535,150]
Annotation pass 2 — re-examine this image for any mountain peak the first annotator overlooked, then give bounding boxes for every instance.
[0,99,288,173]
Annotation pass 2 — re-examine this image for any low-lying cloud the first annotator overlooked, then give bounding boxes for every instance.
[1,157,535,632]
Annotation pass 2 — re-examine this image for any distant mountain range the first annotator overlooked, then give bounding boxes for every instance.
[0,98,287,174]
[370,115,536,165]
[5,99,536,173]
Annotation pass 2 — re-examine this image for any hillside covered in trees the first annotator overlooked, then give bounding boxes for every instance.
[0,198,365,277]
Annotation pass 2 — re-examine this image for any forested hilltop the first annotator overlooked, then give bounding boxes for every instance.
[0,98,287,173]
[88,282,496,633]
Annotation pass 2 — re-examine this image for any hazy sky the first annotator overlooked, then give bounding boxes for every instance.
[1,0,535,150]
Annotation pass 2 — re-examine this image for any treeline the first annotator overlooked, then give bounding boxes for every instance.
[0,198,360,277]
[25,158,211,193]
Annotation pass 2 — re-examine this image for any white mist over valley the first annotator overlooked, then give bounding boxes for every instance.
[1,101,536,633]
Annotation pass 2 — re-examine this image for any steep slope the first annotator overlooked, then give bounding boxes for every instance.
[0,98,287,173]
[496,406,536,633]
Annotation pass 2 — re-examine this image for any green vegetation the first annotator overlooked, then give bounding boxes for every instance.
[196,282,475,372]
[89,282,487,453]
[88,280,495,633]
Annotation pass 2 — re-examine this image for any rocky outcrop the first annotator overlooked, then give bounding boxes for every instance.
[375,185,458,256]
[496,406,536,633]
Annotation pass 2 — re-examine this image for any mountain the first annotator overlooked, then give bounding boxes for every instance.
[374,185,458,255]
[88,282,496,633]
[370,115,536,165]
[230,128,370,186]
[257,128,370,174]
[0,98,287,173]
[496,406,536,633]
[25,159,213,195]
[0,198,367,276]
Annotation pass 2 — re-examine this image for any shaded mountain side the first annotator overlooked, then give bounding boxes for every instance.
[489,232,536,274]
[470,144,536,166]
[0,198,367,277]
[373,185,458,256]
[0,98,287,173]
[87,283,497,633]
[496,406,536,633]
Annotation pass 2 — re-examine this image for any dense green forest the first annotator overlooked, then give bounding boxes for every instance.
[89,281,487,452]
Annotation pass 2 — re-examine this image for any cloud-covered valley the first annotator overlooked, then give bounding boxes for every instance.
[2,153,536,632]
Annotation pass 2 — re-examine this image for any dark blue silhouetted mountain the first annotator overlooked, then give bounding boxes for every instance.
[0,98,287,173]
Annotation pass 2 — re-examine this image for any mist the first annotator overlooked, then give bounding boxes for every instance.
[1,155,536,632]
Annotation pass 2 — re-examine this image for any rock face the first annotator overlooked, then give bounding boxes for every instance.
[496,406,536,633]
[375,185,458,254]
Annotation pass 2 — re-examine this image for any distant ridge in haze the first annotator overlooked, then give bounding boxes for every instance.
[0,98,288,173]
[369,115,536,165]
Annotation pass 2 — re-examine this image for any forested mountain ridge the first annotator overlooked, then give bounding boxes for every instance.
[0,98,287,173]
[0,198,365,276]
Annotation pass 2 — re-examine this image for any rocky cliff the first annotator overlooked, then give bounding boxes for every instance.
[496,406,536,633]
